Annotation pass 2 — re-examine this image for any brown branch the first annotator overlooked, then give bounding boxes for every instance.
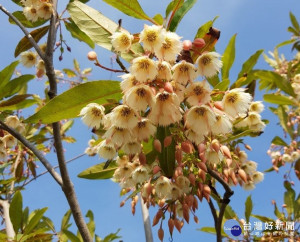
[94,61,127,73]
[115,55,129,73]
[0,121,63,186]
[43,1,92,241]
[208,199,218,229]
[0,4,45,60]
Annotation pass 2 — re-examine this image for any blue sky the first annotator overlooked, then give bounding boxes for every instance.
[0,0,300,241]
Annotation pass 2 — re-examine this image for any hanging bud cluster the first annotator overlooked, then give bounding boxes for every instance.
[80,24,265,239]
[22,0,53,22]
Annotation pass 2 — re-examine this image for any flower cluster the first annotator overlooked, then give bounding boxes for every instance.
[22,0,53,22]
[81,25,265,239]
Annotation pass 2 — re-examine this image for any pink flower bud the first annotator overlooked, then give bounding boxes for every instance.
[183,40,192,50]
[214,101,224,111]
[175,149,183,164]
[164,82,174,93]
[211,139,220,153]
[181,141,193,153]
[220,145,231,159]
[153,165,161,174]
[197,143,206,154]
[139,152,147,165]
[164,136,172,147]
[154,139,162,153]
[238,169,248,183]
[193,38,206,48]
[87,51,97,61]
[188,173,196,185]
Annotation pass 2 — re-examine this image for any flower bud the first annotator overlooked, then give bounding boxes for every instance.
[183,204,190,223]
[238,169,248,183]
[164,82,174,93]
[197,143,206,154]
[181,141,193,153]
[188,173,196,185]
[168,218,175,235]
[220,145,231,159]
[154,139,162,153]
[174,219,182,233]
[194,215,199,224]
[87,51,97,61]
[211,139,220,153]
[193,38,205,48]
[175,149,183,164]
[197,162,207,172]
[120,200,125,207]
[164,136,172,147]
[153,165,161,174]
[139,152,147,165]
[183,40,192,50]
[158,228,164,241]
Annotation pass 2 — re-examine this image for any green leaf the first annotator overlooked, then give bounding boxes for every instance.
[194,16,218,39]
[271,136,289,147]
[0,61,19,90]
[274,203,285,220]
[24,207,48,234]
[276,39,296,49]
[237,50,263,79]
[61,210,72,231]
[102,229,121,242]
[10,191,23,233]
[67,1,142,62]
[25,80,122,124]
[0,95,37,111]
[198,227,227,237]
[214,78,230,91]
[245,195,253,223]
[153,14,164,25]
[86,210,95,239]
[251,214,274,223]
[221,34,236,80]
[102,0,152,21]
[11,0,22,6]
[277,106,294,138]
[284,186,295,217]
[165,0,183,18]
[263,94,297,106]
[290,12,300,32]
[14,26,49,57]
[224,204,237,220]
[78,161,118,179]
[64,20,95,49]
[9,11,47,28]
[295,194,300,219]
[0,74,35,99]
[62,230,81,242]
[206,75,220,87]
[168,0,197,32]
[254,70,296,97]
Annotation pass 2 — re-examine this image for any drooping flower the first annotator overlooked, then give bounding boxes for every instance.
[154,31,182,62]
[5,115,20,129]
[130,56,157,83]
[252,171,264,184]
[36,60,45,78]
[185,81,211,106]
[169,184,183,200]
[148,92,182,126]
[155,176,172,199]
[132,166,150,184]
[113,163,134,181]
[103,126,132,147]
[109,105,138,130]
[3,135,17,148]
[175,175,191,194]
[242,181,255,191]
[196,52,222,77]
[222,88,252,118]
[211,113,232,135]
[37,2,53,20]
[79,103,105,129]
[119,74,140,93]
[139,25,165,52]
[122,141,142,155]
[172,61,197,86]
[21,0,40,7]
[111,31,134,52]
[156,61,172,81]
[185,105,216,135]
[0,150,7,162]
[20,51,37,68]
[185,129,204,145]
[23,6,40,22]
[123,84,154,111]
[97,140,116,160]
[249,101,264,113]
[132,119,157,141]
[242,161,257,173]
[205,147,224,165]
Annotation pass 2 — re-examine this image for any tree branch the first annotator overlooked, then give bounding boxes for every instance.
[0,200,16,241]
[207,199,218,229]
[140,196,153,242]
[0,4,45,60]
[43,1,92,241]
[0,121,63,186]
[115,55,129,73]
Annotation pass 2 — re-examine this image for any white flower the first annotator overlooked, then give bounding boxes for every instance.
[294,73,300,83]
[37,2,53,20]
[111,31,133,52]
[120,74,140,93]
[205,148,224,165]
[185,81,211,106]
[0,150,7,162]
[169,184,183,200]
[211,113,232,135]
[249,101,264,113]
[252,171,264,184]
[0,139,5,150]
[123,84,154,111]
[97,140,116,160]
[185,129,204,145]
[247,112,262,126]
[148,92,182,126]
[238,151,248,163]
[282,154,292,163]
[155,176,172,199]
[36,60,45,78]
[222,88,252,118]
[172,61,197,86]
[21,0,40,7]
[116,155,129,167]
[291,151,300,161]
[242,161,257,173]
[3,135,17,148]
[132,119,157,141]
[5,116,20,129]
[175,175,191,194]
[120,176,136,189]
[154,31,182,62]
[185,105,216,135]
[176,202,183,218]
[242,181,255,191]
[113,163,134,181]
[84,147,97,156]
[103,126,132,147]
[79,103,105,129]
[139,24,165,52]
[109,105,138,130]
[122,141,142,155]
[196,52,222,77]
[132,166,150,184]
[23,6,40,22]
[156,61,172,81]
[20,51,37,68]
[250,121,266,132]
[130,56,157,83]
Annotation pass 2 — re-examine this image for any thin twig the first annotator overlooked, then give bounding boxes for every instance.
[116,55,129,73]
[24,153,85,187]
[8,149,22,201]
[94,61,127,73]
[0,121,63,186]
[0,4,45,60]
[208,199,218,228]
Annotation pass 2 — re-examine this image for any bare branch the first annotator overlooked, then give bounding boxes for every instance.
[140,196,153,242]
[0,200,16,241]
[207,167,233,195]
[94,61,127,73]
[0,121,63,186]
[115,55,129,73]
[0,4,45,60]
